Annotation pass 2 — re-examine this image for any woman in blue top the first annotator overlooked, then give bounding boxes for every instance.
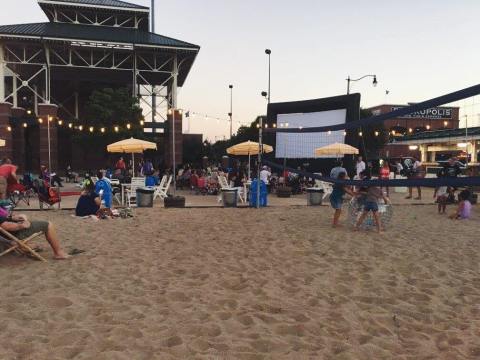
[330,172,354,228]
[75,179,101,217]
[94,171,113,208]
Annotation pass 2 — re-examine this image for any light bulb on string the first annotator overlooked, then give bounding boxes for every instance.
[7,126,11,132]
[375,131,379,136]
[89,126,94,133]
[328,130,331,135]
[101,127,105,133]
[114,126,119,132]
[359,131,363,137]
[23,123,27,128]
[126,123,131,130]
[68,123,73,129]
[79,125,83,131]
[140,120,144,126]
[58,120,63,126]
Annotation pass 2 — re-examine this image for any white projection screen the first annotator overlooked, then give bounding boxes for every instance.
[275,109,346,159]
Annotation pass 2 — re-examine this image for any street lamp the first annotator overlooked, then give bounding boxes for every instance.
[228,84,233,138]
[346,74,377,95]
[265,49,271,103]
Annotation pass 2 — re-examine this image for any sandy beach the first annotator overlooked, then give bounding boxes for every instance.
[1,204,479,359]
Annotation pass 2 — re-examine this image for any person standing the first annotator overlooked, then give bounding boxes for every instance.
[355,156,366,178]
[330,160,347,179]
[260,166,272,193]
[406,157,423,200]
[379,161,391,196]
[115,157,126,175]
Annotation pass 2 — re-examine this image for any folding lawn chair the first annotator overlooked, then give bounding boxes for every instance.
[153,175,172,200]
[0,228,47,262]
[125,177,146,207]
[218,175,245,203]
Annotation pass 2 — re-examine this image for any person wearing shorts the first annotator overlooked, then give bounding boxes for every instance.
[354,186,389,233]
[0,214,69,259]
[330,172,354,228]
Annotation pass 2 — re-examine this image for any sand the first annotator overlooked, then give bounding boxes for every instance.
[1,204,479,359]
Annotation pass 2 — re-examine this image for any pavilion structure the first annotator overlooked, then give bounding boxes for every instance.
[0,0,200,172]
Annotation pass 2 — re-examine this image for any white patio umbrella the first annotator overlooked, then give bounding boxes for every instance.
[227,141,274,179]
[314,143,359,158]
[107,137,157,172]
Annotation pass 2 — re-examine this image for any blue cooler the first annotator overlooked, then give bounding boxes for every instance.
[249,179,268,207]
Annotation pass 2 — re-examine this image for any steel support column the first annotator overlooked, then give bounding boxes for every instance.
[0,44,5,101]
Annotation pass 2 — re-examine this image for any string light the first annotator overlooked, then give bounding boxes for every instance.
[68,123,73,128]
[375,131,379,136]
[101,127,105,133]
[408,128,413,133]
[359,131,363,136]
[265,124,269,129]
[343,131,347,136]
[38,118,43,124]
[48,116,53,122]
[114,126,119,132]
[328,130,332,135]
[7,126,11,132]
[58,120,63,126]
[444,121,448,127]
[140,120,144,126]
[89,126,94,133]
[126,123,131,130]
[273,123,277,128]
[23,123,27,128]
[426,125,431,130]
[78,125,83,131]
[167,109,173,115]
[26,110,32,115]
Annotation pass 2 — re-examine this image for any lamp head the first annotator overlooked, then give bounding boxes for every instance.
[229,84,233,89]
[265,49,271,55]
[261,91,268,98]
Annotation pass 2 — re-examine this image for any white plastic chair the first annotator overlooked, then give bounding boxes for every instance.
[153,175,172,200]
[218,175,245,203]
[125,177,146,207]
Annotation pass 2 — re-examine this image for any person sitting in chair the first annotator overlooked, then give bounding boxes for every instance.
[95,171,113,209]
[0,214,69,259]
[75,178,101,217]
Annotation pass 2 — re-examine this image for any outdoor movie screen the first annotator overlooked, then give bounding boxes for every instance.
[275,109,346,159]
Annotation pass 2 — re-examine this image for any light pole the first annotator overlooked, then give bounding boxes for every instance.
[265,49,271,103]
[279,122,289,179]
[346,74,377,95]
[228,84,233,138]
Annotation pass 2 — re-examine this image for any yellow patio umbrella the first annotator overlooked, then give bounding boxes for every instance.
[315,143,359,158]
[227,141,274,179]
[107,137,157,172]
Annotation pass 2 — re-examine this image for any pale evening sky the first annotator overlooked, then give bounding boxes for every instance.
[1,0,479,140]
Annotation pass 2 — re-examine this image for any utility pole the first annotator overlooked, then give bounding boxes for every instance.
[151,0,156,131]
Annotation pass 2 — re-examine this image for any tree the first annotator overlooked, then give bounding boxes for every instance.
[84,87,143,129]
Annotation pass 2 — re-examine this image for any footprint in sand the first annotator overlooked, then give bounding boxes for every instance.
[46,297,73,308]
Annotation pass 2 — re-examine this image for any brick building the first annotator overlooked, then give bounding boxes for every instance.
[367,104,460,158]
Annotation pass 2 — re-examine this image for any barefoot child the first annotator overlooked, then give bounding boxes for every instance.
[330,172,354,228]
[354,182,390,233]
[434,185,449,214]
[449,189,472,220]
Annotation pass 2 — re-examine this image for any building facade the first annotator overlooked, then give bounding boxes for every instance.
[367,104,460,159]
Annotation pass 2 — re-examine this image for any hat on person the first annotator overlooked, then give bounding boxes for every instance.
[262,166,267,170]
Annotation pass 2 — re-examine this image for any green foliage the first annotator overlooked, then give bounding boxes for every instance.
[84,87,143,128]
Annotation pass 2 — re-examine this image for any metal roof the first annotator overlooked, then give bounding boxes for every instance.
[38,0,149,10]
[391,127,480,145]
[0,22,200,50]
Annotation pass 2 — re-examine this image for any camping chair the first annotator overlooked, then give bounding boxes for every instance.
[125,177,146,207]
[218,175,245,203]
[153,175,172,200]
[151,175,166,200]
[0,228,47,262]
[318,181,333,200]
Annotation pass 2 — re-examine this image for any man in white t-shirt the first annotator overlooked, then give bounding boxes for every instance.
[260,166,271,184]
[356,156,366,178]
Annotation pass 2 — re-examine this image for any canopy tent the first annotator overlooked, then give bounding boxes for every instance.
[227,141,274,179]
[314,143,359,158]
[107,137,157,172]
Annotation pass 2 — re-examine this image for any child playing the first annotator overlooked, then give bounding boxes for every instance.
[354,181,390,233]
[434,185,449,214]
[330,172,354,228]
[450,189,472,220]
